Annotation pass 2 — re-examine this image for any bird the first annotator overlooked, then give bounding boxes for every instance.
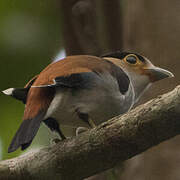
[2,51,174,153]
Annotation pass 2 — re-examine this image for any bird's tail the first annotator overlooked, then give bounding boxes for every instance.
[8,111,45,153]
[2,87,28,104]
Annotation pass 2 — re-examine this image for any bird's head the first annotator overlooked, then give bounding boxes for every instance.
[102,51,174,102]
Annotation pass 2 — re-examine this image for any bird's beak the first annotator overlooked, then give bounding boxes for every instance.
[145,67,174,82]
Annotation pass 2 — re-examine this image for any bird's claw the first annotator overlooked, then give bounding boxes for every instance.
[76,127,89,136]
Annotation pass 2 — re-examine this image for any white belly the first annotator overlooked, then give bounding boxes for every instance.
[45,87,134,129]
[44,73,134,133]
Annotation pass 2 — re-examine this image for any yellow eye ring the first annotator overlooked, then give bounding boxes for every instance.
[125,55,138,65]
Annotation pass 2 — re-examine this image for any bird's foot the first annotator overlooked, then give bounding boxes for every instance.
[88,118,96,128]
[76,127,89,136]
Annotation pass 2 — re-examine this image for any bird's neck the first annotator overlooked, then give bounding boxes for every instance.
[127,71,151,103]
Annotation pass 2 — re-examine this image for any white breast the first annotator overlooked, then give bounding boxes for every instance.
[44,73,134,129]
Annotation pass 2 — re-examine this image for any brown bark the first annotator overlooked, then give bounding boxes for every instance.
[102,0,123,52]
[0,85,180,180]
[60,0,101,56]
[59,0,124,57]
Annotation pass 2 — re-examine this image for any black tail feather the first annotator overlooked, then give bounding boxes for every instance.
[2,76,37,104]
[21,141,32,151]
[8,111,45,153]
[12,88,29,104]
[2,87,29,104]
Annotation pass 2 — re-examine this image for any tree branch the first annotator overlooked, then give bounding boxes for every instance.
[1,85,180,180]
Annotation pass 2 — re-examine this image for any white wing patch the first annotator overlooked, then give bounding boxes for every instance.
[2,88,14,95]
[31,79,56,88]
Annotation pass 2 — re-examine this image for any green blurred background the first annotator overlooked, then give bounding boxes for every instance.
[0,0,64,160]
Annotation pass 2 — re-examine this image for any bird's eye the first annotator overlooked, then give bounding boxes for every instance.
[126,55,137,64]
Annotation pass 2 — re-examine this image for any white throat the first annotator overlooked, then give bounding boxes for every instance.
[126,71,151,103]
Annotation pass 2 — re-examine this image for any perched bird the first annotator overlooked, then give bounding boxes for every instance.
[2,52,174,153]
